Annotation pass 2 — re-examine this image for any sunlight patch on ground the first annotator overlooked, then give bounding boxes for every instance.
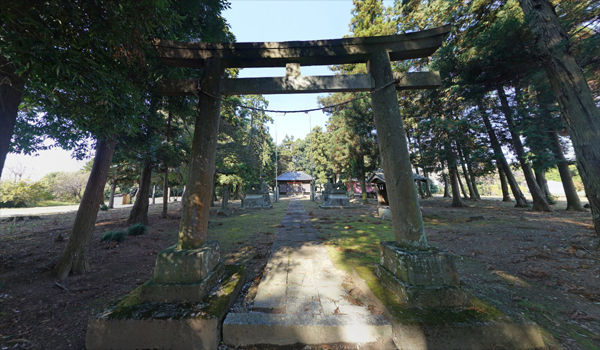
[492,270,532,289]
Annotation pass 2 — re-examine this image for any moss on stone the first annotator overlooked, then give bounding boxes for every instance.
[355,266,509,326]
[200,265,246,318]
[102,265,245,321]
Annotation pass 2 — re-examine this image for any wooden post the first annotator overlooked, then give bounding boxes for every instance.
[368,50,427,247]
[177,57,223,250]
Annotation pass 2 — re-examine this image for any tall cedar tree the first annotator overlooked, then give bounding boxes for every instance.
[518,0,600,234]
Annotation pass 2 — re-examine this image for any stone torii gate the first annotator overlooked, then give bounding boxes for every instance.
[142,26,451,302]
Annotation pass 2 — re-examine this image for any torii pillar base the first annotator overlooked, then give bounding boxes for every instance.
[376,242,469,308]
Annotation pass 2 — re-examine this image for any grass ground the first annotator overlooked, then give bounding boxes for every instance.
[36,200,79,207]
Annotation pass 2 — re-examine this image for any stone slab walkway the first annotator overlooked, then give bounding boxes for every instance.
[223,199,393,347]
[255,200,369,315]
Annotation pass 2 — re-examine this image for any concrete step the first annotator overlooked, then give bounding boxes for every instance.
[223,312,395,348]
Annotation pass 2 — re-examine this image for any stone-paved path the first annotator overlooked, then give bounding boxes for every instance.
[223,199,392,347]
[253,199,371,315]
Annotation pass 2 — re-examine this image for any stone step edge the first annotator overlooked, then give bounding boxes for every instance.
[223,312,393,346]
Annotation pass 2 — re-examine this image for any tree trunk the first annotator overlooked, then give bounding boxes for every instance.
[443,170,451,198]
[162,169,169,217]
[479,104,529,207]
[498,167,512,202]
[0,58,25,180]
[127,160,153,226]
[450,166,465,207]
[456,168,468,199]
[459,160,473,200]
[108,179,117,209]
[233,184,240,200]
[152,184,156,205]
[360,167,368,204]
[457,143,477,200]
[534,168,551,201]
[162,111,171,218]
[466,164,481,200]
[519,0,600,232]
[549,130,584,211]
[535,84,585,211]
[461,164,474,200]
[211,188,216,207]
[53,136,117,281]
[498,87,551,212]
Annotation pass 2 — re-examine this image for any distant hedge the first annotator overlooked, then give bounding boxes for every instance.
[0,180,52,208]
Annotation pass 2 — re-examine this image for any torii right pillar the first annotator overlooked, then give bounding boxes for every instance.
[368,49,468,307]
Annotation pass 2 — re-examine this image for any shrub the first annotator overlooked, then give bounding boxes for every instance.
[99,203,109,211]
[0,180,52,208]
[127,223,147,236]
[100,230,127,243]
[546,194,558,205]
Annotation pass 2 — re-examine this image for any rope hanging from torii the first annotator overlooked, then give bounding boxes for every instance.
[196,78,398,114]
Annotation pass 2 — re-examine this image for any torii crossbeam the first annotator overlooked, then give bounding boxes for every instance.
[156,26,449,96]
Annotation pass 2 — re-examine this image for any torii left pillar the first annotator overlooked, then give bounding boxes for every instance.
[140,58,225,302]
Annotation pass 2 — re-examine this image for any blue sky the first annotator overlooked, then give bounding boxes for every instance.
[223,0,394,143]
[4,0,394,180]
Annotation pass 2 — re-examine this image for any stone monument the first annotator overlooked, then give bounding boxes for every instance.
[243,181,273,209]
[320,179,353,208]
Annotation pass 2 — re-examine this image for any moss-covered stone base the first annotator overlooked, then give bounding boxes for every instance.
[375,264,470,308]
[140,262,225,302]
[151,242,221,283]
[379,241,460,286]
[353,266,545,350]
[86,265,246,350]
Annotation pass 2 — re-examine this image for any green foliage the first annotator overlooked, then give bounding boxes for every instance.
[99,203,109,211]
[319,93,380,183]
[216,95,274,189]
[274,126,335,185]
[391,0,599,195]
[100,231,127,243]
[127,223,147,236]
[0,180,52,208]
[2,0,234,171]
[545,165,584,191]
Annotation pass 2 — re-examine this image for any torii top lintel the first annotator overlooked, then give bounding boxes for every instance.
[154,25,451,69]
